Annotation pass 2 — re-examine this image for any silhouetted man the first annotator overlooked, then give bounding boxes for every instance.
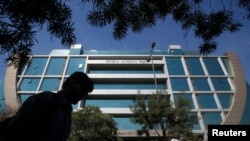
[1,71,94,141]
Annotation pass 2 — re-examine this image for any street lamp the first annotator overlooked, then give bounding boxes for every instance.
[147,42,158,93]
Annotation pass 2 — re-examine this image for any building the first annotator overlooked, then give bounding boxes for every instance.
[3,44,250,140]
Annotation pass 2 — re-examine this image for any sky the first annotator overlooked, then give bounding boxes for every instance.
[0,0,249,85]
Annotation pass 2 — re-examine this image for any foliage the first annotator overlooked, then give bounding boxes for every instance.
[1,0,250,69]
[68,106,118,141]
[166,95,202,141]
[0,0,76,70]
[83,0,247,55]
[130,93,202,141]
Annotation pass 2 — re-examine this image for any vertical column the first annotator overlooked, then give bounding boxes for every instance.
[222,52,247,124]
[4,64,20,112]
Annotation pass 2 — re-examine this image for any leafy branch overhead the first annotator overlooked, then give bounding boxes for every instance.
[84,0,246,55]
[1,0,250,69]
[0,0,76,69]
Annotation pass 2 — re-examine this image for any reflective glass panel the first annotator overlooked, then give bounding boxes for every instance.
[46,57,66,75]
[19,78,40,91]
[66,57,86,75]
[202,112,222,125]
[170,78,189,91]
[25,57,48,75]
[203,58,224,75]
[191,78,210,91]
[211,78,231,91]
[185,57,204,75]
[197,93,217,109]
[166,57,185,75]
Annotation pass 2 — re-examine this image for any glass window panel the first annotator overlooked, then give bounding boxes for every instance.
[66,57,86,75]
[46,57,66,75]
[89,68,163,74]
[84,50,168,55]
[19,78,40,91]
[72,103,78,110]
[217,93,233,108]
[221,58,232,75]
[173,93,194,108]
[24,57,48,75]
[114,117,142,130]
[166,57,185,75]
[211,78,231,91]
[185,57,204,75]
[203,58,224,75]
[191,78,210,91]
[193,122,201,130]
[189,112,201,130]
[69,48,82,55]
[197,94,217,109]
[94,82,166,89]
[40,78,61,91]
[86,99,134,108]
[19,94,33,103]
[202,112,222,125]
[170,78,189,91]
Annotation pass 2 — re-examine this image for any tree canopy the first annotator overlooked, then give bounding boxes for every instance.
[130,93,202,141]
[68,106,118,141]
[1,0,250,68]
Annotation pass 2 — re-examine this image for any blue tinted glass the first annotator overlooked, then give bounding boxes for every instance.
[86,99,134,108]
[192,78,210,91]
[170,78,189,91]
[203,58,224,75]
[69,48,82,55]
[94,83,166,89]
[169,49,182,55]
[211,78,231,91]
[173,94,194,108]
[89,68,163,74]
[66,57,86,75]
[25,57,48,75]
[193,122,201,130]
[20,94,32,103]
[189,113,201,130]
[0,85,4,108]
[217,93,232,108]
[72,103,78,110]
[221,58,232,75]
[240,84,250,124]
[185,57,204,75]
[19,78,40,91]
[46,57,66,75]
[40,78,61,91]
[197,94,217,109]
[84,50,168,55]
[166,57,185,75]
[203,112,222,125]
[114,117,142,130]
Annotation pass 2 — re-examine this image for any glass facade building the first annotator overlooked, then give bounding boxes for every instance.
[3,44,250,140]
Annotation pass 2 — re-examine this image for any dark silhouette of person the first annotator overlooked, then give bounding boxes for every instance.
[1,71,94,141]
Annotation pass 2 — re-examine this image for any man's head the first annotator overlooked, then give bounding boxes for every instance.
[62,72,94,104]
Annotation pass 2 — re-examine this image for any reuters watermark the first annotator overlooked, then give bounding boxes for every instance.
[208,125,250,139]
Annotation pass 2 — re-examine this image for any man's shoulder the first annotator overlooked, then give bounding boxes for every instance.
[35,91,56,98]
[25,91,57,105]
